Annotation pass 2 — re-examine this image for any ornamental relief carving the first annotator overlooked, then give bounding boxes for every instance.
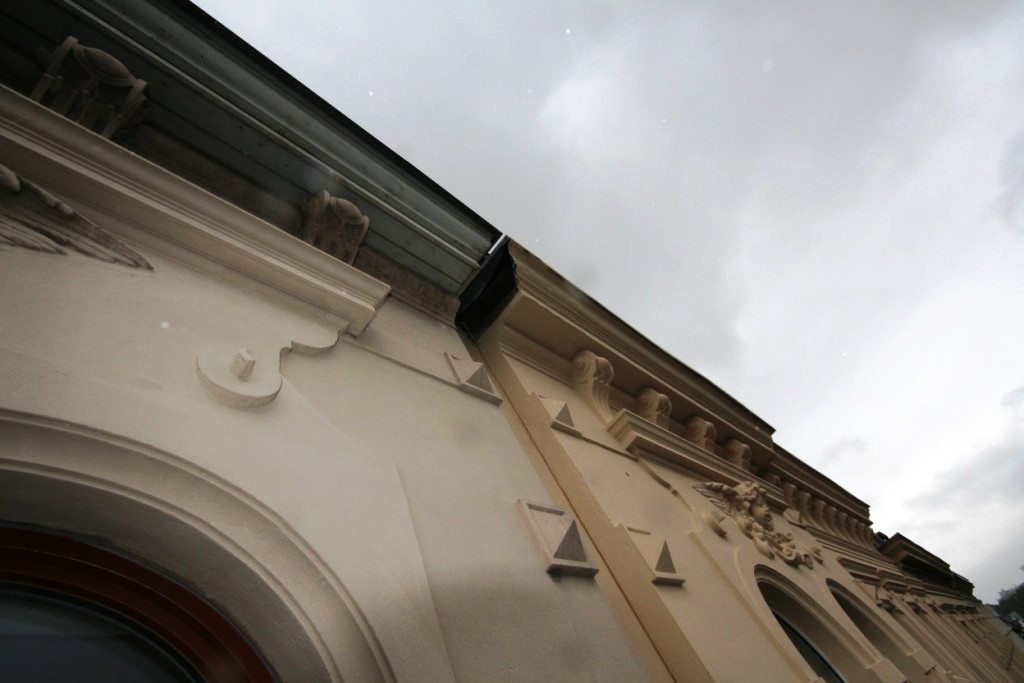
[31,36,148,139]
[694,480,822,569]
[0,161,151,269]
[569,350,615,423]
[634,387,672,428]
[683,415,716,451]
[298,189,369,264]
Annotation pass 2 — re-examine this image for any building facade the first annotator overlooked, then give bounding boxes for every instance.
[1,1,1021,681]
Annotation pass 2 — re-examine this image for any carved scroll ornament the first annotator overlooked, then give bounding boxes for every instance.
[724,439,752,471]
[695,480,817,569]
[0,162,151,268]
[569,350,614,423]
[683,415,716,450]
[635,387,672,428]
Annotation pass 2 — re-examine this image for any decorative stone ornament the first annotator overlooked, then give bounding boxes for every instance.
[196,347,282,409]
[683,415,716,451]
[0,161,151,269]
[695,480,816,569]
[445,353,501,404]
[624,527,685,586]
[569,350,614,423]
[299,189,370,264]
[634,387,672,428]
[533,394,581,436]
[31,36,147,139]
[875,586,899,613]
[516,500,598,577]
[723,439,752,471]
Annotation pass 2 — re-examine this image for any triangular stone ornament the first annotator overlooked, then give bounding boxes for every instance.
[445,352,501,404]
[655,541,677,574]
[534,394,582,436]
[553,520,586,562]
[624,526,685,586]
[516,500,598,578]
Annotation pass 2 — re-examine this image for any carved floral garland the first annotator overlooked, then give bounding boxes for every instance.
[695,480,822,569]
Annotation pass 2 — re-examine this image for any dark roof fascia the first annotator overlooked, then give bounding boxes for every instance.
[65,0,501,265]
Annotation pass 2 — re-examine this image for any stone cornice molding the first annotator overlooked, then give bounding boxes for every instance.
[491,243,877,530]
[0,85,389,334]
[504,242,775,448]
[606,409,788,510]
[763,444,870,524]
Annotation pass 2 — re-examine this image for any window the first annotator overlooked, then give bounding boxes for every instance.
[0,527,274,683]
[1,585,200,682]
[773,611,846,683]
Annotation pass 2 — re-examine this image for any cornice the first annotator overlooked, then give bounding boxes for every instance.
[606,409,788,510]
[767,446,870,522]
[504,242,774,449]
[64,0,497,283]
[0,85,389,334]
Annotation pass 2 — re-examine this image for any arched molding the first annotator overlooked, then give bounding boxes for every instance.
[0,526,273,682]
[826,580,915,656]
[0,410,392,683]
[825,580,934,681]
[751,565,877,679]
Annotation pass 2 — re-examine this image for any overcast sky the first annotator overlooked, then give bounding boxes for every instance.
[193,0,1024,603]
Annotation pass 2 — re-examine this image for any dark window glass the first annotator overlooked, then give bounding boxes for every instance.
[774,611,846,683]
[0,586,201,683]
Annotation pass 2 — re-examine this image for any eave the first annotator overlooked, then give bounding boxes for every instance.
[0,0,500,294]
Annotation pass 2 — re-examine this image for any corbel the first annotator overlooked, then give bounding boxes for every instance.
[569,350,615,424]
[634,387,672,428]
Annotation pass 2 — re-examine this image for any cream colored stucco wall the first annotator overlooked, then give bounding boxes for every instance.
[0,92,653,682]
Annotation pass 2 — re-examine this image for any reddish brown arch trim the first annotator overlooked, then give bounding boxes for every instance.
[0,526,275,683]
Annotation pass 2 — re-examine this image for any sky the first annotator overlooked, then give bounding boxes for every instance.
[192,0,1024,603]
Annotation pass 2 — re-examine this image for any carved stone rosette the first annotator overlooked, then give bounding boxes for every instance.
[695,480,816,569]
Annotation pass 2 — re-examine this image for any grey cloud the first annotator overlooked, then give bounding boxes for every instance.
[818,437,868,469]
[909,386,1024,509]
[997,131,1024,235]
[902,387,1024,600]
[193,0,1015,382]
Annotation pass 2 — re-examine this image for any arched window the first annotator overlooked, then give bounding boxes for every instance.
[0,527,274,682]
[772,611,846,683]
[757,576,861,683]
[827,583,917,680]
